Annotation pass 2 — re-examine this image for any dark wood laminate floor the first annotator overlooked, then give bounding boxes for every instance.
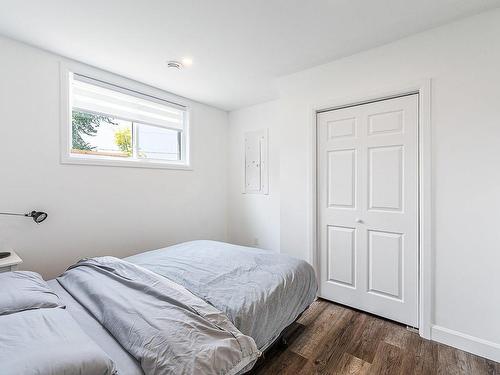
[249,299,499,375]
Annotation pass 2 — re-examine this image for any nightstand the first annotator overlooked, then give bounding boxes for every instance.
[0,251,23,273]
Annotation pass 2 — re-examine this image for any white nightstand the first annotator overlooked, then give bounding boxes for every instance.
[0,251,23,273]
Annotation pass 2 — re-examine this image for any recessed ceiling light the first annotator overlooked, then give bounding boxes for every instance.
[181,57,193,67]
[167,60,183,69]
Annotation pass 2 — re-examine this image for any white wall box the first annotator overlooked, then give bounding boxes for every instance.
[244,129,269,194]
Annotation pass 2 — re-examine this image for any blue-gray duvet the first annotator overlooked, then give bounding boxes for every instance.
[126,240,318,350]
[58,256,260,375]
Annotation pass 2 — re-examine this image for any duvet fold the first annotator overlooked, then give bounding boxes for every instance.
[58,256,260,375]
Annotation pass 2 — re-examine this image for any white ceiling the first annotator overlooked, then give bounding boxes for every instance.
[1,0,499,111]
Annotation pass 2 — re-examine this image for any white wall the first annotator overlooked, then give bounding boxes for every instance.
[275,9,500,359]
[0,36,229,279]
[3,7,500,361]
[227,101,280,251]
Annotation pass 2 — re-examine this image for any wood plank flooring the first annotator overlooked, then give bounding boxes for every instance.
[249,299,499,375]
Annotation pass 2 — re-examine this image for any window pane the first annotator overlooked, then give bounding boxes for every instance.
[71,110,132,158]
[136,123,181,161]
[68,74,187,166]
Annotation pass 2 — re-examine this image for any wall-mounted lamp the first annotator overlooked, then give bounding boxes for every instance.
[0,210,48,224]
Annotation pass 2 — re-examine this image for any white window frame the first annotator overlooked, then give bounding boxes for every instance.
[60,62,191,170]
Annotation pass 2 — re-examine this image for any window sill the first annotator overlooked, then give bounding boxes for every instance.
[61,155,192,170]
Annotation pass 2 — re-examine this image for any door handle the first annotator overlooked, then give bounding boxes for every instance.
[355,218,364,224]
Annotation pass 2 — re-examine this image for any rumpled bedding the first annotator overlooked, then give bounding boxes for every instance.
[58,256,260,375]
[126,240,318,350]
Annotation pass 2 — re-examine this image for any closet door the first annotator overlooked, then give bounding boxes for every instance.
[317,94,418,327]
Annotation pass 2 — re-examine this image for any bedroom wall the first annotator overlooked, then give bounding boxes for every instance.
[0,36,229,279]
[275,8,500,360]
[227,101,280,251]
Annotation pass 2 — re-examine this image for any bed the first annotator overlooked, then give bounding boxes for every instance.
[4,240,317,374]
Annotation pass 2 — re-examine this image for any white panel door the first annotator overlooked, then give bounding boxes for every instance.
[317,94,418,327]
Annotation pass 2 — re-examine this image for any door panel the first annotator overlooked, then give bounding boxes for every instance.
[368,230,403,299]
[368,145,403,211]
[327,225,356,287]
[317,94,418,327]
[368,110,404,135]
[327,117,356,139]
[327,149,356,208]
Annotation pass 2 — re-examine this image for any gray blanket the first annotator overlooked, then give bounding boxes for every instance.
[58,256,260,375]
[126,240,318,350]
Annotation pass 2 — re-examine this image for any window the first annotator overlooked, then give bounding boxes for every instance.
[61,65,189,169]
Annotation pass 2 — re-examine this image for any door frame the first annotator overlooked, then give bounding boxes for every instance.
[308,79,432,339]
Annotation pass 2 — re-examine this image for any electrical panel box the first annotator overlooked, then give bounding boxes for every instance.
[244,129,269,194]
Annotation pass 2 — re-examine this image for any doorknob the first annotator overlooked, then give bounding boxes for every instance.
[355,218,364,224]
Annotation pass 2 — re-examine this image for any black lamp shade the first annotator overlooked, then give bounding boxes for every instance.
[28,211,48,223]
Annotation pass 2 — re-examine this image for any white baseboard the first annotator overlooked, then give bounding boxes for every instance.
[431,325,500,363]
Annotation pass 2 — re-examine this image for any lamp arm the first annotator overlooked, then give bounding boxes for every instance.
[0,212,28,217]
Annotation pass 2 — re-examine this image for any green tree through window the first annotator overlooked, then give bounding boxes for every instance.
[72,111,117,150]
[114,127,133,156]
